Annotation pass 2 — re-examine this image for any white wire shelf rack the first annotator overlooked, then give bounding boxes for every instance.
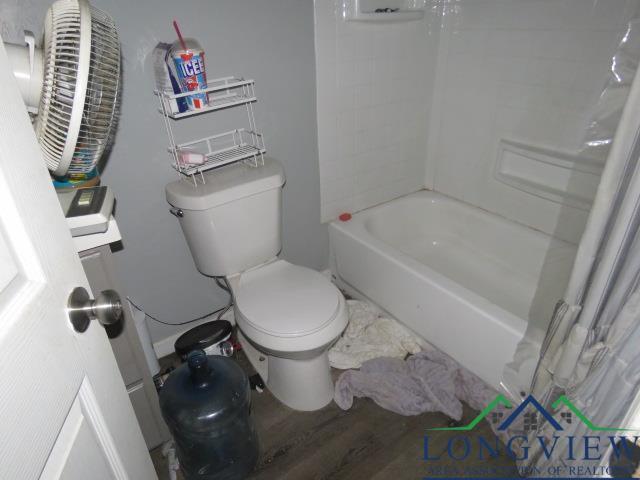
[155,73,266,185]
[171,129,265,177]
[156,76,257,119]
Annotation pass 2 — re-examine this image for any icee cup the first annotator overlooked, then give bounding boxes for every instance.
[171,39,209,111]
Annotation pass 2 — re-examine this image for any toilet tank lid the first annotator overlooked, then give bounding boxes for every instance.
[165,157,285,211]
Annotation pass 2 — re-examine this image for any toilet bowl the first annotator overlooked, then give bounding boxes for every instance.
[165,158,348,411]
[229,259,347,410]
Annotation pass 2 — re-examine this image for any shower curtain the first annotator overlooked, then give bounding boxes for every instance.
[502,19,640,400]
[530,53,640,402]
[521,34,640,473]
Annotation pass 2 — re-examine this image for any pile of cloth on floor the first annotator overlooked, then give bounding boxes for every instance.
[328,300,428,369]
[329,300,511,427]
[334,349,498,420]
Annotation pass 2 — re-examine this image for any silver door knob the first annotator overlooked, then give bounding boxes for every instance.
[68,287,123,333]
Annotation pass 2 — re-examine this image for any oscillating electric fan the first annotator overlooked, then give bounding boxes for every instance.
[6,0,121,179]
[5,0,121,236]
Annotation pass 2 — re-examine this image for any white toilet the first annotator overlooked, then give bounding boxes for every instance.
[166,158,347,411]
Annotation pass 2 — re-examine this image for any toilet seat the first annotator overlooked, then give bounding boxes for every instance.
[232,260,347,355]
[235,260,340,337]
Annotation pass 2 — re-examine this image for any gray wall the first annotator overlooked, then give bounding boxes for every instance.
[1,0,327,343]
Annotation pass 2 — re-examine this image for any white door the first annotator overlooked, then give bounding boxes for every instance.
[0,40,157,479]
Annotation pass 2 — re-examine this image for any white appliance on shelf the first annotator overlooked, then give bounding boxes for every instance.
[6,0,121,177]
[6,0,121,239]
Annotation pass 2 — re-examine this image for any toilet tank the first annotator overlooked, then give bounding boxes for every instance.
[165,158,285,277]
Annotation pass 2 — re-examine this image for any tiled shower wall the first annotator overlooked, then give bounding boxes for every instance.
[314,0,441,222]
[316,0,640,242]
[428,0,640,243]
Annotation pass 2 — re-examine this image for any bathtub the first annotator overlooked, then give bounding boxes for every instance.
[329,190,576,389]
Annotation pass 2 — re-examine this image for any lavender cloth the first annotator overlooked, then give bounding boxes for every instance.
[334,349,498,420]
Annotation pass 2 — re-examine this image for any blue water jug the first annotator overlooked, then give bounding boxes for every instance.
[160,350,259,479]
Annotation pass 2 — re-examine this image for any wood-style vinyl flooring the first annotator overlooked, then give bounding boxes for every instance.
[151,350,517,480]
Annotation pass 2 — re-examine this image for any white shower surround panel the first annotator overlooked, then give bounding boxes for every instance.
[329,191,577,389]
[316,0,640,243]
[427,0,640,243]
[314,0,440,222]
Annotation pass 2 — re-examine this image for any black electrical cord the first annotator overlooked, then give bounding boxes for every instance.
[215,277,231,293]
[127,277,233,326]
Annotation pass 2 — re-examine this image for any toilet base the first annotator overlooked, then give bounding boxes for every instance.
[237,331,334,411]
[267,354,334,411]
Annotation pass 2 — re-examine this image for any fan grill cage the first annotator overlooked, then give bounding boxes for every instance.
[35,0,121,177]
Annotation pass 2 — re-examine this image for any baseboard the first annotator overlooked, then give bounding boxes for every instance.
[153,310,235,359]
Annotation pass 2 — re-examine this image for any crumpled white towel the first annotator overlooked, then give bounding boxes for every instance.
[328,300,429,369]
[334,349,499,420]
